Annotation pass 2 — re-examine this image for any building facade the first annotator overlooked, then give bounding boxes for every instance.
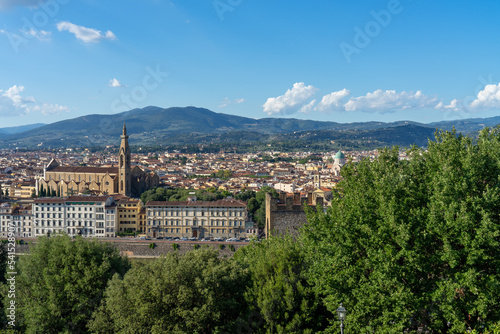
[32,196,116,238]
[145,198,248,239]
[0,203,33,238]
[116,197,144,235]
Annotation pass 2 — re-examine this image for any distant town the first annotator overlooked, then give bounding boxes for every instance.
[0,126,410,241]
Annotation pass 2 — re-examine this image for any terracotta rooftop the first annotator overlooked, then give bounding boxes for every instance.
[48,166,118,174]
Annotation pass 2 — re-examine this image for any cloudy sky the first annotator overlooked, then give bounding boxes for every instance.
[1,0,500,127]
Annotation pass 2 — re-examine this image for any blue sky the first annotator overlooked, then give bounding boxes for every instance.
[1,0,500,127]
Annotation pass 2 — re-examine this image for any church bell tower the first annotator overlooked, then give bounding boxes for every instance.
[119,123,131,196]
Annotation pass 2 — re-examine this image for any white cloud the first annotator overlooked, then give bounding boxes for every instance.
[435,99,462,111]
[24,28,51,41]
[0,85,69,117]
[109,78,124,88]
[25,103,70,116]
[299,99,316,114]
[2,85,36,106]
[263,82,318,115]
[469,83,500,110]
[56,21,116,43]
[315,89,351,112]
[0,27,51,43]
[219,97,246,108]
[344,89,439,113]
[219,97,231,108]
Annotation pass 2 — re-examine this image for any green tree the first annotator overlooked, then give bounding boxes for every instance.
[13,235,130,334]
[234,237,329,333]
[39,184,45,197]
[235,190,256,202]
[303,128,500,333]
[89,248,250,334]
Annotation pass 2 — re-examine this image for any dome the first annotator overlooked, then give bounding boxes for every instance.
[334,150,345,159]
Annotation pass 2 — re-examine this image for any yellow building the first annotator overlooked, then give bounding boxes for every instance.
[117,197,144,234]
[39,124,159,198]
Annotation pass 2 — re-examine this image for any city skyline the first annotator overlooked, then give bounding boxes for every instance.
[2,1,500,127]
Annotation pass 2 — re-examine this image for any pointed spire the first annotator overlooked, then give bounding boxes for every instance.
[123,122,127,136]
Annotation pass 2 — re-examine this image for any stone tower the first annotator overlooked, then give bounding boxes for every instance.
[119,123,131,196]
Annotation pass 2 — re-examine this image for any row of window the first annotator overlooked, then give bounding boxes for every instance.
[148,228,235,234]
[35,205,105,212]
[148,210,244,217]
[148,220,244,227]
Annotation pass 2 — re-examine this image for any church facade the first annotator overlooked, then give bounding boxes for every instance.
[38,124,159,198]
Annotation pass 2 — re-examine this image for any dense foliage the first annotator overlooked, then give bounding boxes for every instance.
[303,128,500,333]
[234,237,329,333]
[9,235,130,334]
[89,248,250,334]
[140,187,224,203]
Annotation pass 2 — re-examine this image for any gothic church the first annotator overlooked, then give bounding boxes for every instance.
[38,124,159,198]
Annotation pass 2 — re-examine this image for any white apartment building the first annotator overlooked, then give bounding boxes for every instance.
[105,205,117,238]
[145,198,248,239]
[32,196,116,238]
[0,203,33,238]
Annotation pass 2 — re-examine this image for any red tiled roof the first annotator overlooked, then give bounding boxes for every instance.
[48,166,118,174]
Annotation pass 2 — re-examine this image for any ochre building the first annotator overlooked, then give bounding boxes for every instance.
[39,124,159,198]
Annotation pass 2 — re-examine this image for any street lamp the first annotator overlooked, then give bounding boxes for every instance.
[337,303,347,334]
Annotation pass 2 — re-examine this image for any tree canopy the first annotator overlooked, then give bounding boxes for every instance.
[89,248,250,334]
[302,128,500,333]
[234,236,329,333]
[13,235,130,334]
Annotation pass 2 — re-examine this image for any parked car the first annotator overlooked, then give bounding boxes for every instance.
[226,237,238,242]
[180,237,189,241]
[156,237,164,240]
[188,237,198,241]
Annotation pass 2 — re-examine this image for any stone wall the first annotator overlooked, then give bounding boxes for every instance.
[265,192,322,238]
[6,239,245,258]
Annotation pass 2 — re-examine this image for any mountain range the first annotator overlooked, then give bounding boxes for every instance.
[0,106,499,150]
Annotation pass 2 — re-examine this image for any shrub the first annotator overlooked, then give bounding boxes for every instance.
[172,243,179,250]
[219,244,225,250]
[148,243,156,249]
